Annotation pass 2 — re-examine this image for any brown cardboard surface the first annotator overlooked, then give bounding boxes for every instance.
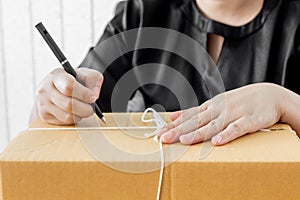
[1,113,300,200]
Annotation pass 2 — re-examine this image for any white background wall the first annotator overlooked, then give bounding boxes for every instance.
[0,0,120,152]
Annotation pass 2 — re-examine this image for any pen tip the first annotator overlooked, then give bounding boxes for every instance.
[101,117,107,124]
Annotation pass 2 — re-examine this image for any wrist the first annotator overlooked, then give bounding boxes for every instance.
[279,86,300,136]
[261,83,287,121]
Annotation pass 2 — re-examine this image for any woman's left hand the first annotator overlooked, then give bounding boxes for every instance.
[157,83,287,145]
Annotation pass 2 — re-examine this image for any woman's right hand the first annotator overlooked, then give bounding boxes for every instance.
[30,68,103,125]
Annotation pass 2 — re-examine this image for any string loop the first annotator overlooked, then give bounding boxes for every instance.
[141,108,165,200]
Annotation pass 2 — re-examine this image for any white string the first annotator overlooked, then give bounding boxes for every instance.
[30,109,166,199]
[156,138,164,200]
[141,108,166,200]
[27,126,157,131]
[141,108,166,138]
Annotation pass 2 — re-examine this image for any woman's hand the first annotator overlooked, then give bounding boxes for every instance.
[157,83,290,145]
[30,68,103,125]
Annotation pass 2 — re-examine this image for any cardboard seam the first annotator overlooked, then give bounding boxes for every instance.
[169,162,175,200]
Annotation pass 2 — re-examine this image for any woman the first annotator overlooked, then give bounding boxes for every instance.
[31,0,300,145]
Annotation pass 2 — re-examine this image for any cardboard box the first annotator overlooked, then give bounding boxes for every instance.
[1,113,300,200]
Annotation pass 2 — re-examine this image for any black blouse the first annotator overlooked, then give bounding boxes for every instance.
[80,0,300,112]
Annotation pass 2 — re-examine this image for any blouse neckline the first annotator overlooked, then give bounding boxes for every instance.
[181,0,280,39]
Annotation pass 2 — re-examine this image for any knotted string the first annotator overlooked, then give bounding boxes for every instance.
[141,108,166,200]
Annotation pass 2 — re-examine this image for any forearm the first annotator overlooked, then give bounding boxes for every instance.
[280,87,300,137]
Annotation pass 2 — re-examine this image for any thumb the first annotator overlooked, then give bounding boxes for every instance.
[76,68,103,98]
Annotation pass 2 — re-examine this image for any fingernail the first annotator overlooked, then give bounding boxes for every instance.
[171,111,180,117]
[180,134,192,144]
[161,133,172,142]
[212,135,222,144]
[92,86,100,96]
[156,127,168,136]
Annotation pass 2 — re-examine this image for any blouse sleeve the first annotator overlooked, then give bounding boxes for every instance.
[79,0,142,112]
[285,24,300,95]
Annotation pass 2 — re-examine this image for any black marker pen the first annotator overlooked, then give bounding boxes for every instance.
[35,22,106,124]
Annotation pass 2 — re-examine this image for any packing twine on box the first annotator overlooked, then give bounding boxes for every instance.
[29,108,166,200]
[141,108,166,200]
[140,108,298,200]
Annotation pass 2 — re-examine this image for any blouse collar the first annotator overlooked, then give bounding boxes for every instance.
[181,0,280,39]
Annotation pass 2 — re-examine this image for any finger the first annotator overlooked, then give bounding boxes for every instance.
[51,69,96,103]
[37,97,81,125]
[36,84,61,125]
[170,111,182,121]
[51,104,82,125]
[76,68,103,97]
[39,111,63,125]
[168,101,210,128]
[158,104,209,136]
[160,110,212,143]
[48,83,94,117]
[211,117,255,146]
[179,115,226,145]
[46,101,82,125]
[46,113,81,125]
